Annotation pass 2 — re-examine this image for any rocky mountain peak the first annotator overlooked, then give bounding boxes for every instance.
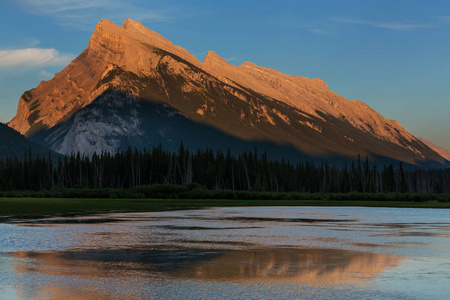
[122,18,145,29]
[203,51,231,67]
[122,18,174,49]
[7,19,447,165]
[95,19,120,31]
[311,78,328,89]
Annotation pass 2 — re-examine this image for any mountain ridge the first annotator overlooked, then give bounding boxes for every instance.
[418,137,450,161]
[7,19,447,165]
[0,122,54,160]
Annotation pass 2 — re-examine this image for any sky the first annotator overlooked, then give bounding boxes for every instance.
[0,0,449,149]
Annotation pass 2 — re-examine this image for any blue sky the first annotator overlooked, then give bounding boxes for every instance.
[0,0,449,149]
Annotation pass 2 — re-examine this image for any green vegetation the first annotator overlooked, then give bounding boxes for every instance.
[0,188,449,220]
[1,144,449,220]
[1,185,449,202]
[0,198,448,220]
[1,145,449,193]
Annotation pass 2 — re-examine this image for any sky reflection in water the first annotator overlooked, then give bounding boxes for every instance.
[1,206,449,299]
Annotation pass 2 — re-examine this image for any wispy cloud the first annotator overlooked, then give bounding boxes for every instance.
[17,0,110,14]
[0,48,74,69]
[436,16,450,22]
[307,28,329,35]
[15,0,168,30]
[27,38,40,47]
[225,57,238,62]
[298,25,330,36]
[1,38,41,51]
[333,18,430,31]
[38,70,55,79]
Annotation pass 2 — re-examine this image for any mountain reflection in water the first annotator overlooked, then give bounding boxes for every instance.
[5,206,449,299]
[13,247,401,295]
[177,248,401,283]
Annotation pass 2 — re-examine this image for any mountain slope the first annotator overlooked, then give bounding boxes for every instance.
[418,138,450,161]
[31,90,307,160]
[8,19,446,165]
[0,123,52,160]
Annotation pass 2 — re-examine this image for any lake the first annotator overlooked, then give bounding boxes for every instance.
[1,206,449,299]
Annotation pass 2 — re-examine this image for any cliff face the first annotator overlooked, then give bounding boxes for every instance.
[8,19,446,164]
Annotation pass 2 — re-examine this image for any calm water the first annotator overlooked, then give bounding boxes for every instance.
[0,206,449,299]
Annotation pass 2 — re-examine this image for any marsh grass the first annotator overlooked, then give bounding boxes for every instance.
[1,194,449,221]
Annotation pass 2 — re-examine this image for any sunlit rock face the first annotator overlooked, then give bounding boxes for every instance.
[418,137,450,161]
[8,19,446,164]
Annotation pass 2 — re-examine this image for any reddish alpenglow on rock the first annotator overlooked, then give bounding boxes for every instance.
[8,19,446,164]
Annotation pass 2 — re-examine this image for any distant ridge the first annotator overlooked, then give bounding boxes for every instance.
[7,19,447,165]
[0,123,53,159]
[418,138,450,161]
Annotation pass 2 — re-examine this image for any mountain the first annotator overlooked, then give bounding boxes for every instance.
[418,138,450,161]
[0,122,53,160]
[8,19,447,165]
[31,90,307,160]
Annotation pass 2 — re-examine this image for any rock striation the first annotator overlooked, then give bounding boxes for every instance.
[8,19,447,164]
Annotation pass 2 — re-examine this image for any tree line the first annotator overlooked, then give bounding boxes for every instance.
[0,144,448,194]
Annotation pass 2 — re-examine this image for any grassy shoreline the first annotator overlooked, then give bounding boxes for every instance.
[1,197,449,221]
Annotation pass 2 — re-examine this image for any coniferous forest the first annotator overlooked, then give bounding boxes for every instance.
[0,143,448,195]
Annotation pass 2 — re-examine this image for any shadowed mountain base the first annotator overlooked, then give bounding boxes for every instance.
[29,90,447,169]
[29,90,315,162]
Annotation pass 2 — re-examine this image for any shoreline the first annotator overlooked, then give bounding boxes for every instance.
[1,198,449,222]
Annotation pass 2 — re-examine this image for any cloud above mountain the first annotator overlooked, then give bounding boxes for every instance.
[15,0,168,30]
[0,48,73,69]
